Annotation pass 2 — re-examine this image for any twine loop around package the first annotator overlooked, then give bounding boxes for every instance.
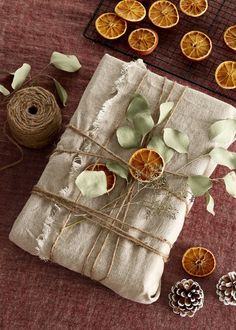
[7,86,62,149]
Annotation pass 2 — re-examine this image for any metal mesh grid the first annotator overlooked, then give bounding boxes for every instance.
[84,0,236,103]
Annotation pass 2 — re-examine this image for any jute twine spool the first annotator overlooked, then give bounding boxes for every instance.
[7,86,62,149]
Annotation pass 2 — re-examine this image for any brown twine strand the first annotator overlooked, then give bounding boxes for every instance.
[7,86,62,149]
[0,121,24,171]
[32,185,170,261]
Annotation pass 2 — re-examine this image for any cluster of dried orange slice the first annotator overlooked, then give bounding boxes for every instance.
[95,1,236,88]
[96,0,182,56]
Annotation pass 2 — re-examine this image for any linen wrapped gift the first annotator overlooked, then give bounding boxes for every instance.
[9,54,236,304]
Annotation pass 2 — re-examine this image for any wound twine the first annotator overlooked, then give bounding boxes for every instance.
[7,86,62,149]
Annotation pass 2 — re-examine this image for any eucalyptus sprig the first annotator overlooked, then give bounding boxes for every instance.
[0,51,81,106]
[75,92,236,216]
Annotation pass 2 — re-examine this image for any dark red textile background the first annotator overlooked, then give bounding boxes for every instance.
[0,1,235,329]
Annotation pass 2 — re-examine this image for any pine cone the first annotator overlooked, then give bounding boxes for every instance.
[168,279,204,317]
[216,271,236,306]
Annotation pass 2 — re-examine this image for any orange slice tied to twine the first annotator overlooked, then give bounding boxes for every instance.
[95,13,127,40]
[224,25,236,52]
[180,31,212,61]
[180,0,208,17]
[148,1,179,29]
[115,0,146,22]
[128,28,159,55]
[215,61,236,89]
[129,148,164,182]
[86,163,116,192]
[182,247,216,277]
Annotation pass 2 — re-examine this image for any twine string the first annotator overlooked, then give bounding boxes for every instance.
[32,185,171,261]
[6,86,62,149]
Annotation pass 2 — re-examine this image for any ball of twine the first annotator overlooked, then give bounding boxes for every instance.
[7,86,62,149]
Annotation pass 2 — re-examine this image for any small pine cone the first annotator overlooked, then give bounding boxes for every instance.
[168,279,204,317]
[216,271,236,306]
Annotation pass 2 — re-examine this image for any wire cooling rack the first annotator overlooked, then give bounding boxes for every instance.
[84,0,236,103]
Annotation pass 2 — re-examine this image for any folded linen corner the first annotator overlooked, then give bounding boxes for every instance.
[9,54,236,304]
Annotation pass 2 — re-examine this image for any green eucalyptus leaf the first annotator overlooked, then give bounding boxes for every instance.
[132,113,154,136]
[127,94,150,122]
[53,79,68,106]
[206,192,215,216]
[209,147,236,169]
[50,51,81,72]
[187,175,212,197]
[209,119,236,145]
[223,171,236,198]
[0,84,10,96]
[157,101,174,124]
[163,128,189,154]
[147,135,174,163]
[116,126,141,149]
[11,63,31,90]
[106,160,128,180]
[75,170,107,198]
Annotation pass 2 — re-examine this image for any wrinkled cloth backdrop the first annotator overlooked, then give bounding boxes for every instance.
[0,1,235,329]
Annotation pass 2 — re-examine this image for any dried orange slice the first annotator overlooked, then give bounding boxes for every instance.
[180,31,212,61]
[224,25,236,52]
[115,0,146,22]
[148,1,179,29]
[129,148,164,182]
[215,61,236,89]
[180,0,208,17]
[182,247,216,277]
[128,28,159,55]
[86,163,116,192]
[95,13,127,40]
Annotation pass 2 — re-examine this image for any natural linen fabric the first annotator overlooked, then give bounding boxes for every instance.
[9,54,236,304]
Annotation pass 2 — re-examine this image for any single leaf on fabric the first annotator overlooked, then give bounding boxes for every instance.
[116,126,142,149]
[75,170,107,198]
[132,113,154,136]
[187,175,212,197]
[223,171,236,198]
[209,147,236,169]
[163,128,189,154]
[127,94,150,122]
[50,51,81,72]
[53,79,68,106]
[206,192,215,216]
[209,119,236,145]
[106,160,129,180]
[147,135,174,163]
[157,101,174,124]
[11,63,31,90]
[0,84,10,96]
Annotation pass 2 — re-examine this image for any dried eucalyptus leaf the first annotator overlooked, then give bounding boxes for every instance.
[50,51,81,72]
[116,126,141,149]
[157,101,174,124]
[210,147,236,169]
[206,192,215,216]
[11,63,31,90]
[209,119,236,146]
[75,170,107,198]
[187,175,212,197]
[163,128,189,154]
[106,160,128,180]
[132,113,154,136]
[223,171,236,198]
[147,135,174,163]
[0,84,10,96]
[127,94,150,122]
[53,79,68,106]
